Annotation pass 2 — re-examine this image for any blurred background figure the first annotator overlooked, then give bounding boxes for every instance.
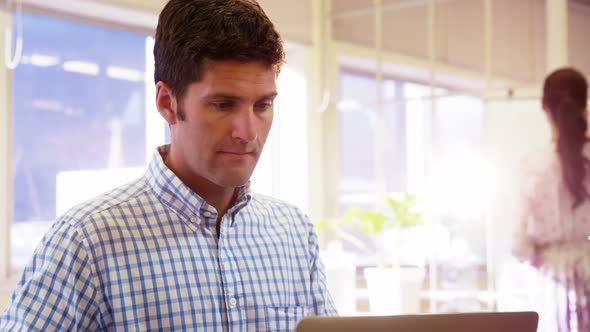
[512,67,590,332]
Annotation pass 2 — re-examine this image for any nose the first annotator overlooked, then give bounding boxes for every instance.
[231,108,258,143]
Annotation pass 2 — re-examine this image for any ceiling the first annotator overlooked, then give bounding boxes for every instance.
[14,0,590,84]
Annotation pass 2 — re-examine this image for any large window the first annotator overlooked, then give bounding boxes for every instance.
[13,13,148,223]
[11,13,151,269]
[338,71,407,209]
[332,69,491,314]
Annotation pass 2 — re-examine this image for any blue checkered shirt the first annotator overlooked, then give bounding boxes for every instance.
[0,145,337,331]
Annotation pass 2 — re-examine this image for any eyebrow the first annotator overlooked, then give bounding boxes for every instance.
[204,92,278,102]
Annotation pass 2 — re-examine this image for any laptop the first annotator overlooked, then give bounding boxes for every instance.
[296,311,538,332]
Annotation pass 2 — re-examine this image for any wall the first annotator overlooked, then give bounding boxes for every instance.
[29,0,589,86]
[23,0,590,86]
[96,0,314,45]
[331,0,554,86]
[569,2,590,77]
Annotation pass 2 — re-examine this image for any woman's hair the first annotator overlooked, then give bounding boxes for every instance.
[543,67,589,208]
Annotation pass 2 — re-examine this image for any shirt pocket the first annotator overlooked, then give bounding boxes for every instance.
[265,306,307,332]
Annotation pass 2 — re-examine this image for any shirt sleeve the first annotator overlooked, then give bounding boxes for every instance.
[0,219,105,331]
[306,219,338,316]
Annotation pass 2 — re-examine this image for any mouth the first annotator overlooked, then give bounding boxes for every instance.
[217,151,256,161]
[218,151,255,156]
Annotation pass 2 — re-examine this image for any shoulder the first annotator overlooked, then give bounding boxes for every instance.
[519,146,556,174]
[517,146,559,191]
[54,176,153,239]
[249,192,308,219]
[246,192,314,234]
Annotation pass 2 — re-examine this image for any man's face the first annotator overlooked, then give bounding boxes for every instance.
[168,59,277,190]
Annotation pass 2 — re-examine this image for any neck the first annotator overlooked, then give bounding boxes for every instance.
[164,151,237,218]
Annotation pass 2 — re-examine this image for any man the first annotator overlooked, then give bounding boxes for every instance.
[0,0,337,330]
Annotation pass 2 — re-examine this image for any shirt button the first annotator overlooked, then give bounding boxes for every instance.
[229,297,237,308]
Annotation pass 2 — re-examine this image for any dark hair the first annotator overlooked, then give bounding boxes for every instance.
[543,67,589,208]
[153,0,284,116]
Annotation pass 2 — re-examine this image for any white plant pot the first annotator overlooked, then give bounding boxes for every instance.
[399,266,425,314]
[364,266,425,315]
[364,267,401,315]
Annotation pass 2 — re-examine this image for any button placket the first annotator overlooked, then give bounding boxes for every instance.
[229,297,237,308]
[219,222,238,314]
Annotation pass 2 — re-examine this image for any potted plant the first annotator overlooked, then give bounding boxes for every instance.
[317,193,426,315]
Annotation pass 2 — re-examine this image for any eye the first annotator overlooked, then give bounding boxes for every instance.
[212,101,234,111]
[255,102,273,112]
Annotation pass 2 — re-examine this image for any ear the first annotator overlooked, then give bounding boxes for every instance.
[156,81,179,125]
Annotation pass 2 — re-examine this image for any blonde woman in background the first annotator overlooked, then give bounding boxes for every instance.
[513,67,590,332]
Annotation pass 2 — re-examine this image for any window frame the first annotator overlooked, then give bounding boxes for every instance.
[1,9,14,283]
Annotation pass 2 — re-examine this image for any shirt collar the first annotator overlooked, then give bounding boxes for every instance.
[144,144,252,223]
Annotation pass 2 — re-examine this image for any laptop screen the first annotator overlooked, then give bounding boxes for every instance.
[296,311,538,332]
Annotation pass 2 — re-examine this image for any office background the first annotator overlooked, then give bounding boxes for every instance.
[1,0,589,316]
